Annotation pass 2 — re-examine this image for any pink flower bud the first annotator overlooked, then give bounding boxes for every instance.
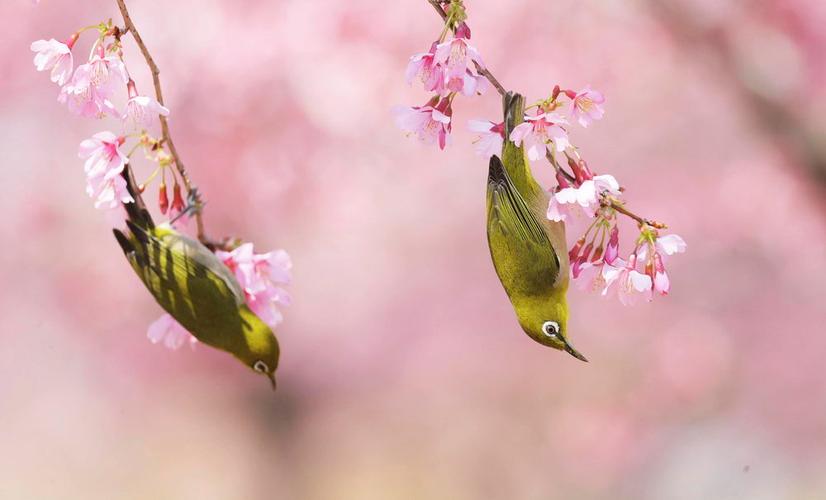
[66,32,79,50]
[127,79,138,99]
[604,226,619,264]
[171,183,184,213]
[652,253,670,295]
[555,169,571,189]
[552,85,561,100]
[455,22,471,39]
[158,183,169,215]
[572,242,594,278]
[578,159,594,179]
[568,237,586,263]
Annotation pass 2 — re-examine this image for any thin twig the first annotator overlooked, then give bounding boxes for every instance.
[602,197,667,229]
[546,150,576,183]
[114,0,208,243]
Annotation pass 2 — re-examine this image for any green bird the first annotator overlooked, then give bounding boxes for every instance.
[486,92,587,362]
[112,177,280,389]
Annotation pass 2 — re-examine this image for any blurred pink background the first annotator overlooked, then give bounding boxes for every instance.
[3,0,826,498]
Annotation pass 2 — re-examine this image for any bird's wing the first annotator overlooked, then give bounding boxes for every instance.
[487,155,560,279]
[117,221,246,309]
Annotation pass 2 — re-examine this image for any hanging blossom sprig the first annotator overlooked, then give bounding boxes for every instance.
[31,0,292,349]
[396,0,686,304]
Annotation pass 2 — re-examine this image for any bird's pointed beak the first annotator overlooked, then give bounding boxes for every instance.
[267,373,277,391]
[563,340,589,362]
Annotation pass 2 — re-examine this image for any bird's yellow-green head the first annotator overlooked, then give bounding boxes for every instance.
[513,292,587,362]
[231,308,281,390]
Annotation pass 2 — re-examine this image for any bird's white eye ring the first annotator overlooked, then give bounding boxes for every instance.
[542,321,560,338]
[253,360,269,373]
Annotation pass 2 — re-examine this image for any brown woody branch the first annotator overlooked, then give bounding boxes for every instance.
[114,0,211,244]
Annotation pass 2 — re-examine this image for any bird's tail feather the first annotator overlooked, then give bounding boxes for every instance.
[503,92,525,139]
[120,168,154,230]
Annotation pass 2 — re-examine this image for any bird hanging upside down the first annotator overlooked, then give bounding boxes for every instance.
[486,92,587,362]
[113,173,280,389]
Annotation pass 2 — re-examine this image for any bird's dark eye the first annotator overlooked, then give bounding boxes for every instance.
[253,360,269,373]
[542,321,560,338]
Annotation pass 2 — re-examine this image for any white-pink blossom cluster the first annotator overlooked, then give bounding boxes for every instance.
[77,131,133,209]
[216,244,293,328]
[31,27,169,210]
[405,23,486,98]
[396,18,488,150]
[573,226,687,305]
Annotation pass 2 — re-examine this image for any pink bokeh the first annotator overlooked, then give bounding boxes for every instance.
[3,0,826,498]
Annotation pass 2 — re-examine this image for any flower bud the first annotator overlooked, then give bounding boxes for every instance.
[66,32,79,50]
[604,226,619,264]
[455,22,471,39]
[171,182,184,213]
[571,242,593,279]
[158,183,169,215]
[568,237,586,263]
[556,169,571,188]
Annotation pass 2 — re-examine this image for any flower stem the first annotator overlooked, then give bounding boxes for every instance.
[602,196,668,229]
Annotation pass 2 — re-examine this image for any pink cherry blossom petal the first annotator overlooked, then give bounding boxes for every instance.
[78,132,133,210]
[123,95,170,131]
[147,314,198,350]
[393,104,452,150]
[655,234,687,256]
[31,38,73,85]
[571,86,606,128]
[216,243,292,328]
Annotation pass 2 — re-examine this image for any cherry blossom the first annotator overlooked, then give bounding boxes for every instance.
[655,234,687,256]
[547,174,620,222]
[637,232,686,296]
[649,253,670,295]
[78,131,133,209]
[31,37,75,85]
[434,36,485,95]
[85,45,129,92]
[58,63,119,118]
[568,86,606,128]
[123,79,169,131]
[393,98,453,150]
[406,43,446,95]
[573,227,626,296]
[468,119,504,158]
[216,243,292,328]
[147,313,198,350]
[509,112,570,161]
[58,45,128,118]
[615,253,653,306]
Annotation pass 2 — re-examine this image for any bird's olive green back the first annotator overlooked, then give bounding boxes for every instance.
[501,92,543,203]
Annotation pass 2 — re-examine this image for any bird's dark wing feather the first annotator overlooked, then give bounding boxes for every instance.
[122,221,245,308]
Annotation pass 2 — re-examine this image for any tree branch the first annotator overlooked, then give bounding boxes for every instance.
[114,0,209,243]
